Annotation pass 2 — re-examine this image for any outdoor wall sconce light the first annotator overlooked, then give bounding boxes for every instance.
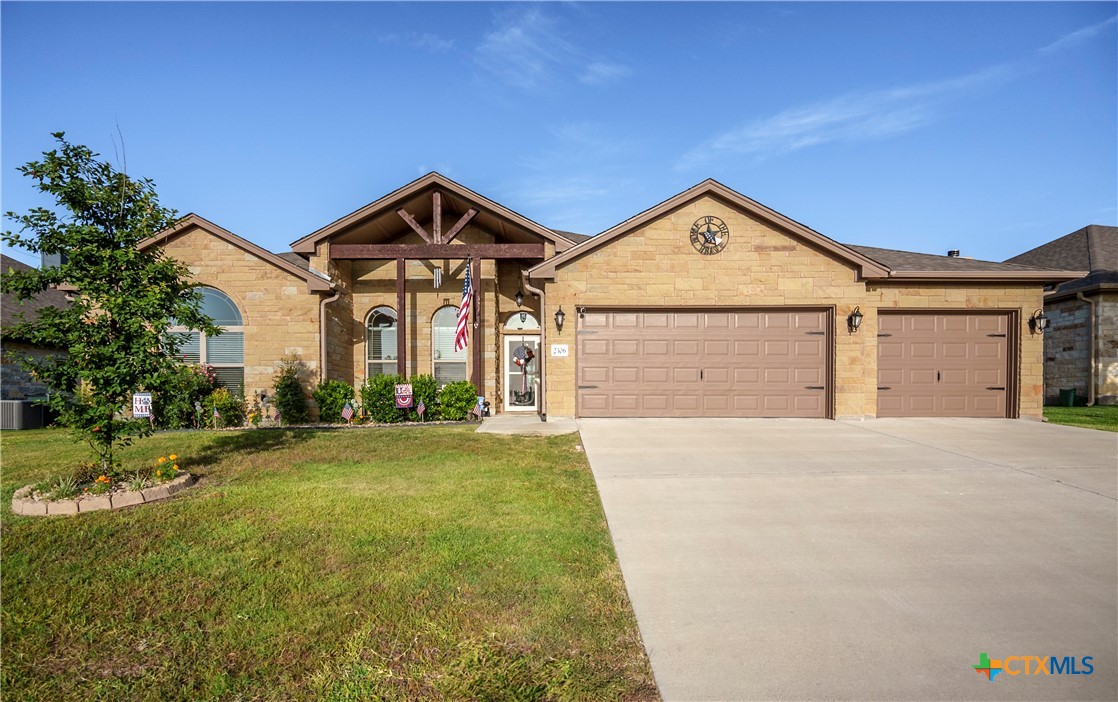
[847,306,863,333]
[1029,309,1049,334]
[514,289,524,308]
[554,306,566,332]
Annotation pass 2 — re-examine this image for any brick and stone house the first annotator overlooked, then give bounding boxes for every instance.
[143,173,1080,420]
[1,254,71,402]
[1005,225,1117,406]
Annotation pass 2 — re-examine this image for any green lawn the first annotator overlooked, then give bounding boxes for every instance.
[1,427,659,701]
[1044,405,1118,432]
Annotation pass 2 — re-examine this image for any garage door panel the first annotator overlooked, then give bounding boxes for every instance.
[643,367,670,383]
[705,368,730,383]
[578,309,830,417]
[735,340,761,356]
[673,339,700,355]
[614,340,639,355]
[581,367,608,383]
[877,313,1009,418]
[613,367,640,383]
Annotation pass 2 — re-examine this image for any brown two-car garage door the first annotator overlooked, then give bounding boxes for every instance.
[877,313,1012,418]
[577,309,830,418]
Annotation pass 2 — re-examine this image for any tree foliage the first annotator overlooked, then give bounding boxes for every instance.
[1,133,217,469]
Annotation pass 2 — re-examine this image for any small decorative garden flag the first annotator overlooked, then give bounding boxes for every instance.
[341,401,354,423]
[417,398,426,420]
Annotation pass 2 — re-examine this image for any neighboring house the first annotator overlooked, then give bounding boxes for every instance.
[143,173,1078,420]
[1005,225,1118,406]
[1,254,71,400]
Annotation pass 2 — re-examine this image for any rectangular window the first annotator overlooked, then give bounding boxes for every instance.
[207,332,244,364]
[432,320,467,385]
[212,367,245,396]
[174,332,201,364]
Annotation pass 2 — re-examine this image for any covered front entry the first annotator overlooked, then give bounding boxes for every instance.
[877,312,1013,417]
[577,309,831,418]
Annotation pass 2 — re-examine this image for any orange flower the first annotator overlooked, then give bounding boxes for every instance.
[157,457,167,464]
[169,454,178,461]
[173,464,180,471]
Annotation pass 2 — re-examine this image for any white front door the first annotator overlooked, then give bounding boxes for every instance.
[504,335,540,412]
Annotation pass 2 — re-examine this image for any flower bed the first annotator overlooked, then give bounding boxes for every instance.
[9,453,198,517]
[11,474,196,516]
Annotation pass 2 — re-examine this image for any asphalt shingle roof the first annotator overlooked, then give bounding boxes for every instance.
[1,255,71,339]
[1003,225,1118,294]
[847,245,1057,273]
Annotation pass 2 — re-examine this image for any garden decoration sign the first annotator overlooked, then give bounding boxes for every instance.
[132,392,153,418]
[394,383,414,409]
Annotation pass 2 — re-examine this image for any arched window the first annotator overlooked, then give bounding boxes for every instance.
[169,287,245,394]
[366,306,397,379]
[504,312,541,332]
[432,305,467,385]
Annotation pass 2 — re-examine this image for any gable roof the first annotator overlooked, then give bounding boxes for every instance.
[1,255,72,342]
[290,172,577,254]
[142,214,334,292]
[1003,225,1117,296]
[529,179,1083,284]
[530,179,893,280]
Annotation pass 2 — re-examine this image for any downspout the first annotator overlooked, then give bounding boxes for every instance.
[1077,292,1097,406]
[522,269,547,421]
[319,289,341,384]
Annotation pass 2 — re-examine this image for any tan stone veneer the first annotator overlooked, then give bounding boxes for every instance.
[541,194,1046,419]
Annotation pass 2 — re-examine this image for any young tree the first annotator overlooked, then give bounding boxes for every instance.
[2,132,218,470]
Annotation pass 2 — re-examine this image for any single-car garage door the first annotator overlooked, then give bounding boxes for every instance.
[877,313,1012,418]
[577,309,830,418]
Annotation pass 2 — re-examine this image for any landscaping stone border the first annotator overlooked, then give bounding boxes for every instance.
[10,474,195,516]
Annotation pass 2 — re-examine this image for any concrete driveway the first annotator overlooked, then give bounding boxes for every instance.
[578,418,1117,701]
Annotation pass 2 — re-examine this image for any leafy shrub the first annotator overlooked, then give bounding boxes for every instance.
[205,387,246,428]
[273,354,309,425]
[361,374,406,424]
[407,374,440,421]
[313,380,356,423]
[152,364,217,429]
[438,381,479,421]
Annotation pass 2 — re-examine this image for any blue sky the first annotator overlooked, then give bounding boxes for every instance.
[3,2,1115,267]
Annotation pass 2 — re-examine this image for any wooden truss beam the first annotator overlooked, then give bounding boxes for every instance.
[396,207,432,244]
[331,243,544,259]
[443,207,478,244]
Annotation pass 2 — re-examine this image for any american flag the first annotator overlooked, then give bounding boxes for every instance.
[416,398,426,420]
[341,401,354,422]
[454,262,472,352]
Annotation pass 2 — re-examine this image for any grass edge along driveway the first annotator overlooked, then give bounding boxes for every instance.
[1,426,659,701]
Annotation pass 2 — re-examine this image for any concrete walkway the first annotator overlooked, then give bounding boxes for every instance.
[579,418,1117,701]
[475,414,578,436]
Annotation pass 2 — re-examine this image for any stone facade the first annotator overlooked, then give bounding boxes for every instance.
[1047,292,1118,406]
[149,178,1064,422]
[542,194,1047,419]
[1,342,57,399]
[158,224,323,407]
[1099,293,1118,405]
[1043,297,1092,403]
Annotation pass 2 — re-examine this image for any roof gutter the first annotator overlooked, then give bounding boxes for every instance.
[1077,292,1097,406]
[521,269,547,421]
[877,270,1088,283]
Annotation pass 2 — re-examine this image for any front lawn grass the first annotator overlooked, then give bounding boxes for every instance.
[1,426,659,701]
[1044,405,1118,432]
